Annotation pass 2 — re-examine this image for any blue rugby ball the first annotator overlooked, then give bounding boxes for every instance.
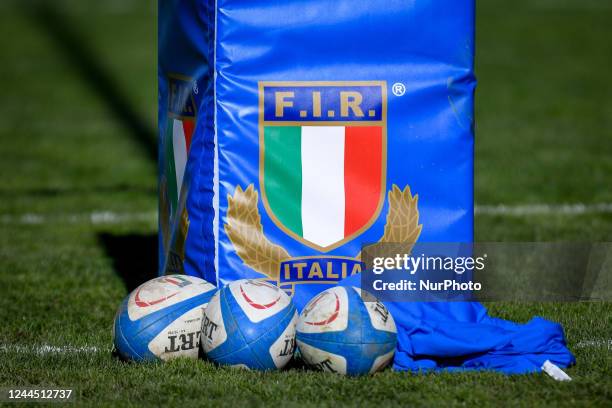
[113,275,216,361]
[296,286,397,375]
[200,279,297,370]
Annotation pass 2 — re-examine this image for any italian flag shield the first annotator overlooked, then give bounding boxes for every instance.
[261,125,385,250]
[165,117,194,213]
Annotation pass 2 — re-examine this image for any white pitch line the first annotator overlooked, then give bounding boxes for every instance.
[532,0,612,11]
[1,340,608,356]
[1,203,612,226]
[575,339,612,350]
[0,211,157,225]
[475,203,612,216]
[0,344,103,355]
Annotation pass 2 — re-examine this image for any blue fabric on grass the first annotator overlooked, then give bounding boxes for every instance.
[340,275,575,375]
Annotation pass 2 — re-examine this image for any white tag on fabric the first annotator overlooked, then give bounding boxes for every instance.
[542,360,572,382]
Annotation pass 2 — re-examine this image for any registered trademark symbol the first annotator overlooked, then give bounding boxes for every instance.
[392,82,406,96]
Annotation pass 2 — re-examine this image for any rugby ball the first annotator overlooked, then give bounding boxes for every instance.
[200,279,297,370]
[296,286,397,375]
[113,275,216,361]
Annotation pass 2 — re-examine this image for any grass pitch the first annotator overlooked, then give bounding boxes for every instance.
[0,0,610,406]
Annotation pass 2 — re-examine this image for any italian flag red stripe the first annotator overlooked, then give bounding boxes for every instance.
[343,126,383,237]
[181,120,194,151]
[165,118,195,212]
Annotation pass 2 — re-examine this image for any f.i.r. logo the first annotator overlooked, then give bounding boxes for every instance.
[271,87,383,119]
[258,81,387,252]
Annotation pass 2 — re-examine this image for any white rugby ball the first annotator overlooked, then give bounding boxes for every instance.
[113,275,216,361]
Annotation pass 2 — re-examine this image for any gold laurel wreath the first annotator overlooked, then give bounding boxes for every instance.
[357,184,423,260]
[159,176,171,252]
[224,184,422,279]
[224,185,290,279]
[174,207,190,261]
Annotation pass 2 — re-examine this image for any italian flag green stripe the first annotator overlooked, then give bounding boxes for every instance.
[165,120,178,212]
[164,118,194,217]
[264,126,303,236]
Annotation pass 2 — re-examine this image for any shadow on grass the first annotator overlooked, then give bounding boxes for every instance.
[21,2,162,292]
[98,232,158,292]
[21,1,158,165]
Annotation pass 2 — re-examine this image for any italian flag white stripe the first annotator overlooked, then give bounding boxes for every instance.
[300,126,346,247]
[172,119,188,198]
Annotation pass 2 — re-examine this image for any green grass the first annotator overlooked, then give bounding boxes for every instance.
[0,0,610,406]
